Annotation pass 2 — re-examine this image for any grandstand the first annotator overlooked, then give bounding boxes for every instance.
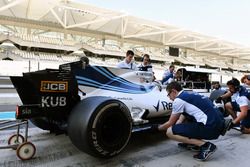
[0,0,249,82]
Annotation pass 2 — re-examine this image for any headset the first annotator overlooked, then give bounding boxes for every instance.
[227,78,240,91]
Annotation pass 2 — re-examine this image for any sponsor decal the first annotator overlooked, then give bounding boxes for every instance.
[21,107,32,115]
[91,131,109,155]
[136,71,153,77]
[41,96,67,107]
[136,71,153,83]
[153,100,172,112]
[105,96,133,101]
[40,81,68,92]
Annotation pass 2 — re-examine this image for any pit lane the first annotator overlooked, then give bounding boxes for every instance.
[0,110,249,167]
[0,89,249,167]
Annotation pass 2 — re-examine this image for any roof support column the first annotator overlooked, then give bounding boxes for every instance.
[27,28,31,34]
[64,33,67,40]
[102,38,105,47]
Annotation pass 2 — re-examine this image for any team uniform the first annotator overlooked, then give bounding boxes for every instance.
[117,60,137,70]
[162,70,174,85]
[137,63,153,72]
[172,90,224,140]
[231,86,250,128]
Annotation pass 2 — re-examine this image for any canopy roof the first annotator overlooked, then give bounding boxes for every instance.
[0,0,250,60]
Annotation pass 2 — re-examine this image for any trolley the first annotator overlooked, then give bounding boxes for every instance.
[0,119,36,160]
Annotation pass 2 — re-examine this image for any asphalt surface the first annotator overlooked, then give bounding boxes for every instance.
[0,116,250,167]
[1,88,250,167]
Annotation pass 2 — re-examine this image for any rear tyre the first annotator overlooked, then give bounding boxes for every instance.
[68,96,132,158]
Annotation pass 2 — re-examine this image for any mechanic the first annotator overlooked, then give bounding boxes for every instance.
[162,65,175,85]
[209,82,227,103]
[218,78,250,134]
[155,81,231,161]
[137,54,153,72]
[80,56,90,67]
[117,50,137,70]
[241,75,250,86]
[212,82,222,90]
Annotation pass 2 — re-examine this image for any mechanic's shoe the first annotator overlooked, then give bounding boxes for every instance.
[221,119,232,136]
[241,127,250,134]
[232,126,242,132]
[230,122,241,131]
[193,142,217,161]
[178,143,200,152]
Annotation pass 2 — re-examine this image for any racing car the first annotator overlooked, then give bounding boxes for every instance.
[10,58,173,158]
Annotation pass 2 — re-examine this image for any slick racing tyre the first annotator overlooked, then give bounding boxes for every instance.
[68,96,132,158]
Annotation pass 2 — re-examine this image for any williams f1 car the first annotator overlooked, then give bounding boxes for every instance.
[10,59,172,158]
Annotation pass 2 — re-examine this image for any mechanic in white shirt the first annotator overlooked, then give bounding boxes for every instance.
[117,50,137,70]
[223,78,250,134]
[156,81,231,161]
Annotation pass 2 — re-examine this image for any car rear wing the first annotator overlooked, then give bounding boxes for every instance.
[10,67,80,120]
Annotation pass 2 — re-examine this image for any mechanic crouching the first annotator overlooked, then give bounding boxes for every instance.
[154,81,231,161]
[217,78,250,134]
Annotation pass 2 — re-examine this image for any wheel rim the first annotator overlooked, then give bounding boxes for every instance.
[17,142,36,160]
[8,134,24,145]
[94,104,131,148]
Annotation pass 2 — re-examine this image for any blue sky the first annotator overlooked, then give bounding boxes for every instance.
[78,0,250,46]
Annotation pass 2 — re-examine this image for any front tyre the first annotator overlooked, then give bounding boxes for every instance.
[68,97,132,158]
